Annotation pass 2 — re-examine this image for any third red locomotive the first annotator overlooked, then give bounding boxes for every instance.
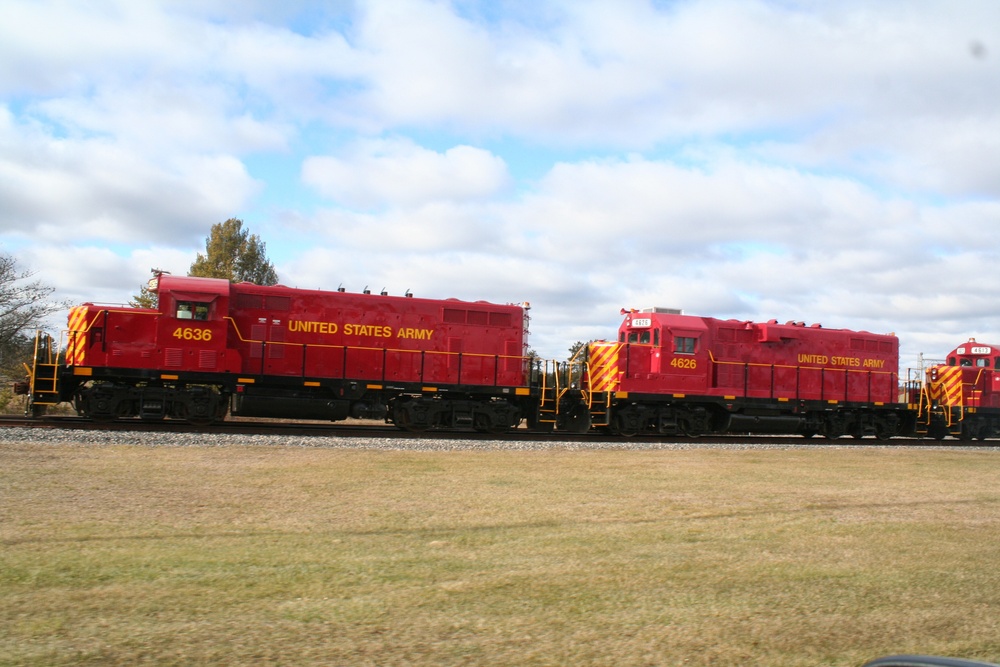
[916,339,1000,440]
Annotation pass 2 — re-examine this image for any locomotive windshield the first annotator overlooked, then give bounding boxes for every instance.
[626,330,651,344]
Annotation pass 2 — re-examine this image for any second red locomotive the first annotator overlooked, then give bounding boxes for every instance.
[560,307,908,439]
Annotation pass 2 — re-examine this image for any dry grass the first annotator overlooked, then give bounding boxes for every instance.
[2,442,1000,666]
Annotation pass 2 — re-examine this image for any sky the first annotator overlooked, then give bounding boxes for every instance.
[2,0,999,374]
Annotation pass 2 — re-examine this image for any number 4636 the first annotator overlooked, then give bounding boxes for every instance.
[172,327,213,342]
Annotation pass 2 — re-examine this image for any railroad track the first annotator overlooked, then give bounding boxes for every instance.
[2,415,998,448]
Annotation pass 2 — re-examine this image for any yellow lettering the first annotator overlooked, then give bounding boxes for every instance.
[338,323,393,337]
[289,320,338,335]
[397,328,434,340]
[289,320,429,340]
[797,354,829,365]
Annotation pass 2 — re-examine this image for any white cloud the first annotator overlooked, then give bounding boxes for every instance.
[302,139,511,208]
[19,243,195,311]
[0,105,261,244]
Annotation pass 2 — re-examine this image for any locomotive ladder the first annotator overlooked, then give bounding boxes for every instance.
[23,331,63,416]
[535,351,609,432]
[535,358,562,429]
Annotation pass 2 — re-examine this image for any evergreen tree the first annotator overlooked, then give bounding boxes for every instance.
[568,341,587,361]
[128,270,160,309]
[189,218,278,285]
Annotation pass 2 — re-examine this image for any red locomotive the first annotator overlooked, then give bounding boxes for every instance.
[29,273,535,431]
[917,339,1000,440]
[564,307,908,439]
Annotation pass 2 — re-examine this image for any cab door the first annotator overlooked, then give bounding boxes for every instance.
[662,329,707,392]
[161,297,229,372]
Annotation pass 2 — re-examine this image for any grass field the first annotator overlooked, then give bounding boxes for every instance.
[2,440,999,666]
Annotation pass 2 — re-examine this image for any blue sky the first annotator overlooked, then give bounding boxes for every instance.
[2,0,1000,370]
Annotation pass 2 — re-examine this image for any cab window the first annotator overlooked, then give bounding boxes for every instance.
[675,336,697,354]
[176,301,210,321]
[977,358,990,367]
[627,330,651,344]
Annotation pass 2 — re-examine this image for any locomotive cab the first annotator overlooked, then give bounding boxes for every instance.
[149,274,239,374]
[614,308,709,392]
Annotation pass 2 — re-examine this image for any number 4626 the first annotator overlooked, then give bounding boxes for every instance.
[172,327,212,342]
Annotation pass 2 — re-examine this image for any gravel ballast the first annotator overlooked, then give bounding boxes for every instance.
[2,426,996,451]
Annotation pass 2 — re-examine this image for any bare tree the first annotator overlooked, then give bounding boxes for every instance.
[0,253,65,375]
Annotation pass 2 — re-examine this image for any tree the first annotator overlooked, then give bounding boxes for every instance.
[128,269,161,309]
[0,253,65,376]
[189,218,279,285]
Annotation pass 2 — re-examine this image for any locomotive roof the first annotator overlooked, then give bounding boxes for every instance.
[155,274,230,298]
[949,339,1000,356]
[620,308,895,338]
[154,274,525,311]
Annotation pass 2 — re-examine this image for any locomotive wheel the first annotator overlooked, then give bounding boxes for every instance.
[396,412,429,432]
[473,412,509,435]
[87,388,133,421]
[614,413,639,437]
[174,400,216,426]
[394,402,432,432]
[677,416,700,438]
[822,415,845,440]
